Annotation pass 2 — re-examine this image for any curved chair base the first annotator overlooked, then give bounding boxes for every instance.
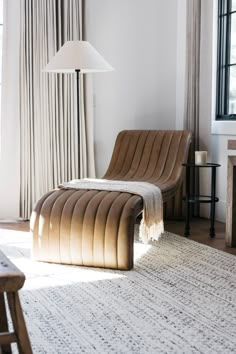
[31,188,143,270]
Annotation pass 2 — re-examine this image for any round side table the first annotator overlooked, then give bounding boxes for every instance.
[182,162,221,238]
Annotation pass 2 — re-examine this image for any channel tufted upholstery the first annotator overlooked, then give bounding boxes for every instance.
[31,130,192,270]
[104,130,192,202]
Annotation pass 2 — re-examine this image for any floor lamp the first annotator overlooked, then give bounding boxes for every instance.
[44,40,113,169]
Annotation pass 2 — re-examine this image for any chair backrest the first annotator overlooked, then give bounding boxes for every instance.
[103,130,192,202]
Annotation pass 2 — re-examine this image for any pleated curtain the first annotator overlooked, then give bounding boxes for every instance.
[20,0,95,219]
[184,0,201,146]
[184,0,201,215]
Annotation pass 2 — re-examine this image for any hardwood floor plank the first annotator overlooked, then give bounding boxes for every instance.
[0,221,29,232]
[165,217,236,256]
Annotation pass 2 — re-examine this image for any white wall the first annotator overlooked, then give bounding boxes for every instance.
[85,0,178,177]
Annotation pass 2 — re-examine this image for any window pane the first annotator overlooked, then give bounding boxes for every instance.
[232,0,236,11]
[217,0,236,119]
[230,13,236,63]
[229,66,236,114]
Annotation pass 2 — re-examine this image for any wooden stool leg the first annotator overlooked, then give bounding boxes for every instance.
[7,292,32,354]
[0,293,12,354]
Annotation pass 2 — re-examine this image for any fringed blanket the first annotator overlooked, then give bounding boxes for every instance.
[61,179,164,243]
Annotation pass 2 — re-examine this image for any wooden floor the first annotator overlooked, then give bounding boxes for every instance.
[165,217,236,256]
[0,218,236,256]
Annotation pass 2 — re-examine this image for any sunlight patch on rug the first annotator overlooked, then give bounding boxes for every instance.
[133,241,152,261]
[0,229,131,290]
[0,228,152,290]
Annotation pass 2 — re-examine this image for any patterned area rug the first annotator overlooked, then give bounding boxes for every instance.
[0,228,236,354]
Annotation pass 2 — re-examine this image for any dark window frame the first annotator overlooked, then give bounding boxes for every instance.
[216,0,236,120]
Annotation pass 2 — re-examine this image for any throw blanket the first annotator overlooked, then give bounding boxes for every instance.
[61,179,164,243]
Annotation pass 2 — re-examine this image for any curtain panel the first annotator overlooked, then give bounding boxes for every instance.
[0,0,21,218]
[20,0,95,219]
[184,0,201,215]
[184,0,201,145]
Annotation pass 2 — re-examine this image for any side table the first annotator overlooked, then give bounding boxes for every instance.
[182,162,221,238]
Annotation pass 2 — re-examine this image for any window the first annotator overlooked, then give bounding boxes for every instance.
[216,0,236,120]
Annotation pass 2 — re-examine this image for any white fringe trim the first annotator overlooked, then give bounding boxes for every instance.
[139,219,164,244]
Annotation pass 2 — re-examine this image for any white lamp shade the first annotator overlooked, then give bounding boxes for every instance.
[44,40,114,73]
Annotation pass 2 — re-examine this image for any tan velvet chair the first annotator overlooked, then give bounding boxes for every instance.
[31,130,192,270]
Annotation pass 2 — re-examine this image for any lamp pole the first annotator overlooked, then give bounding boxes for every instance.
[75,69,80,171]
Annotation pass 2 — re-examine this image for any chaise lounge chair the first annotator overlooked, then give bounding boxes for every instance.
[31,130,192,270]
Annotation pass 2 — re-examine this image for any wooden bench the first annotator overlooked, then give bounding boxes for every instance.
[0,250,32,354]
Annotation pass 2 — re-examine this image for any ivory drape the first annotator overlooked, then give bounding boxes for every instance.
[0,0,21,218]
[184,0,201,147]
[184,0,201,215]
[20,0,95,219]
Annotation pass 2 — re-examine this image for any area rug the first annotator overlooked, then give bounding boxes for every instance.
[0,228,236,354]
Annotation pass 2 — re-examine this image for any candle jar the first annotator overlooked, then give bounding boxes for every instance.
[195,151,207,165]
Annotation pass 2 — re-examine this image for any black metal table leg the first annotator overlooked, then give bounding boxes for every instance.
[210,166,216,238]
[184,165,190,237]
